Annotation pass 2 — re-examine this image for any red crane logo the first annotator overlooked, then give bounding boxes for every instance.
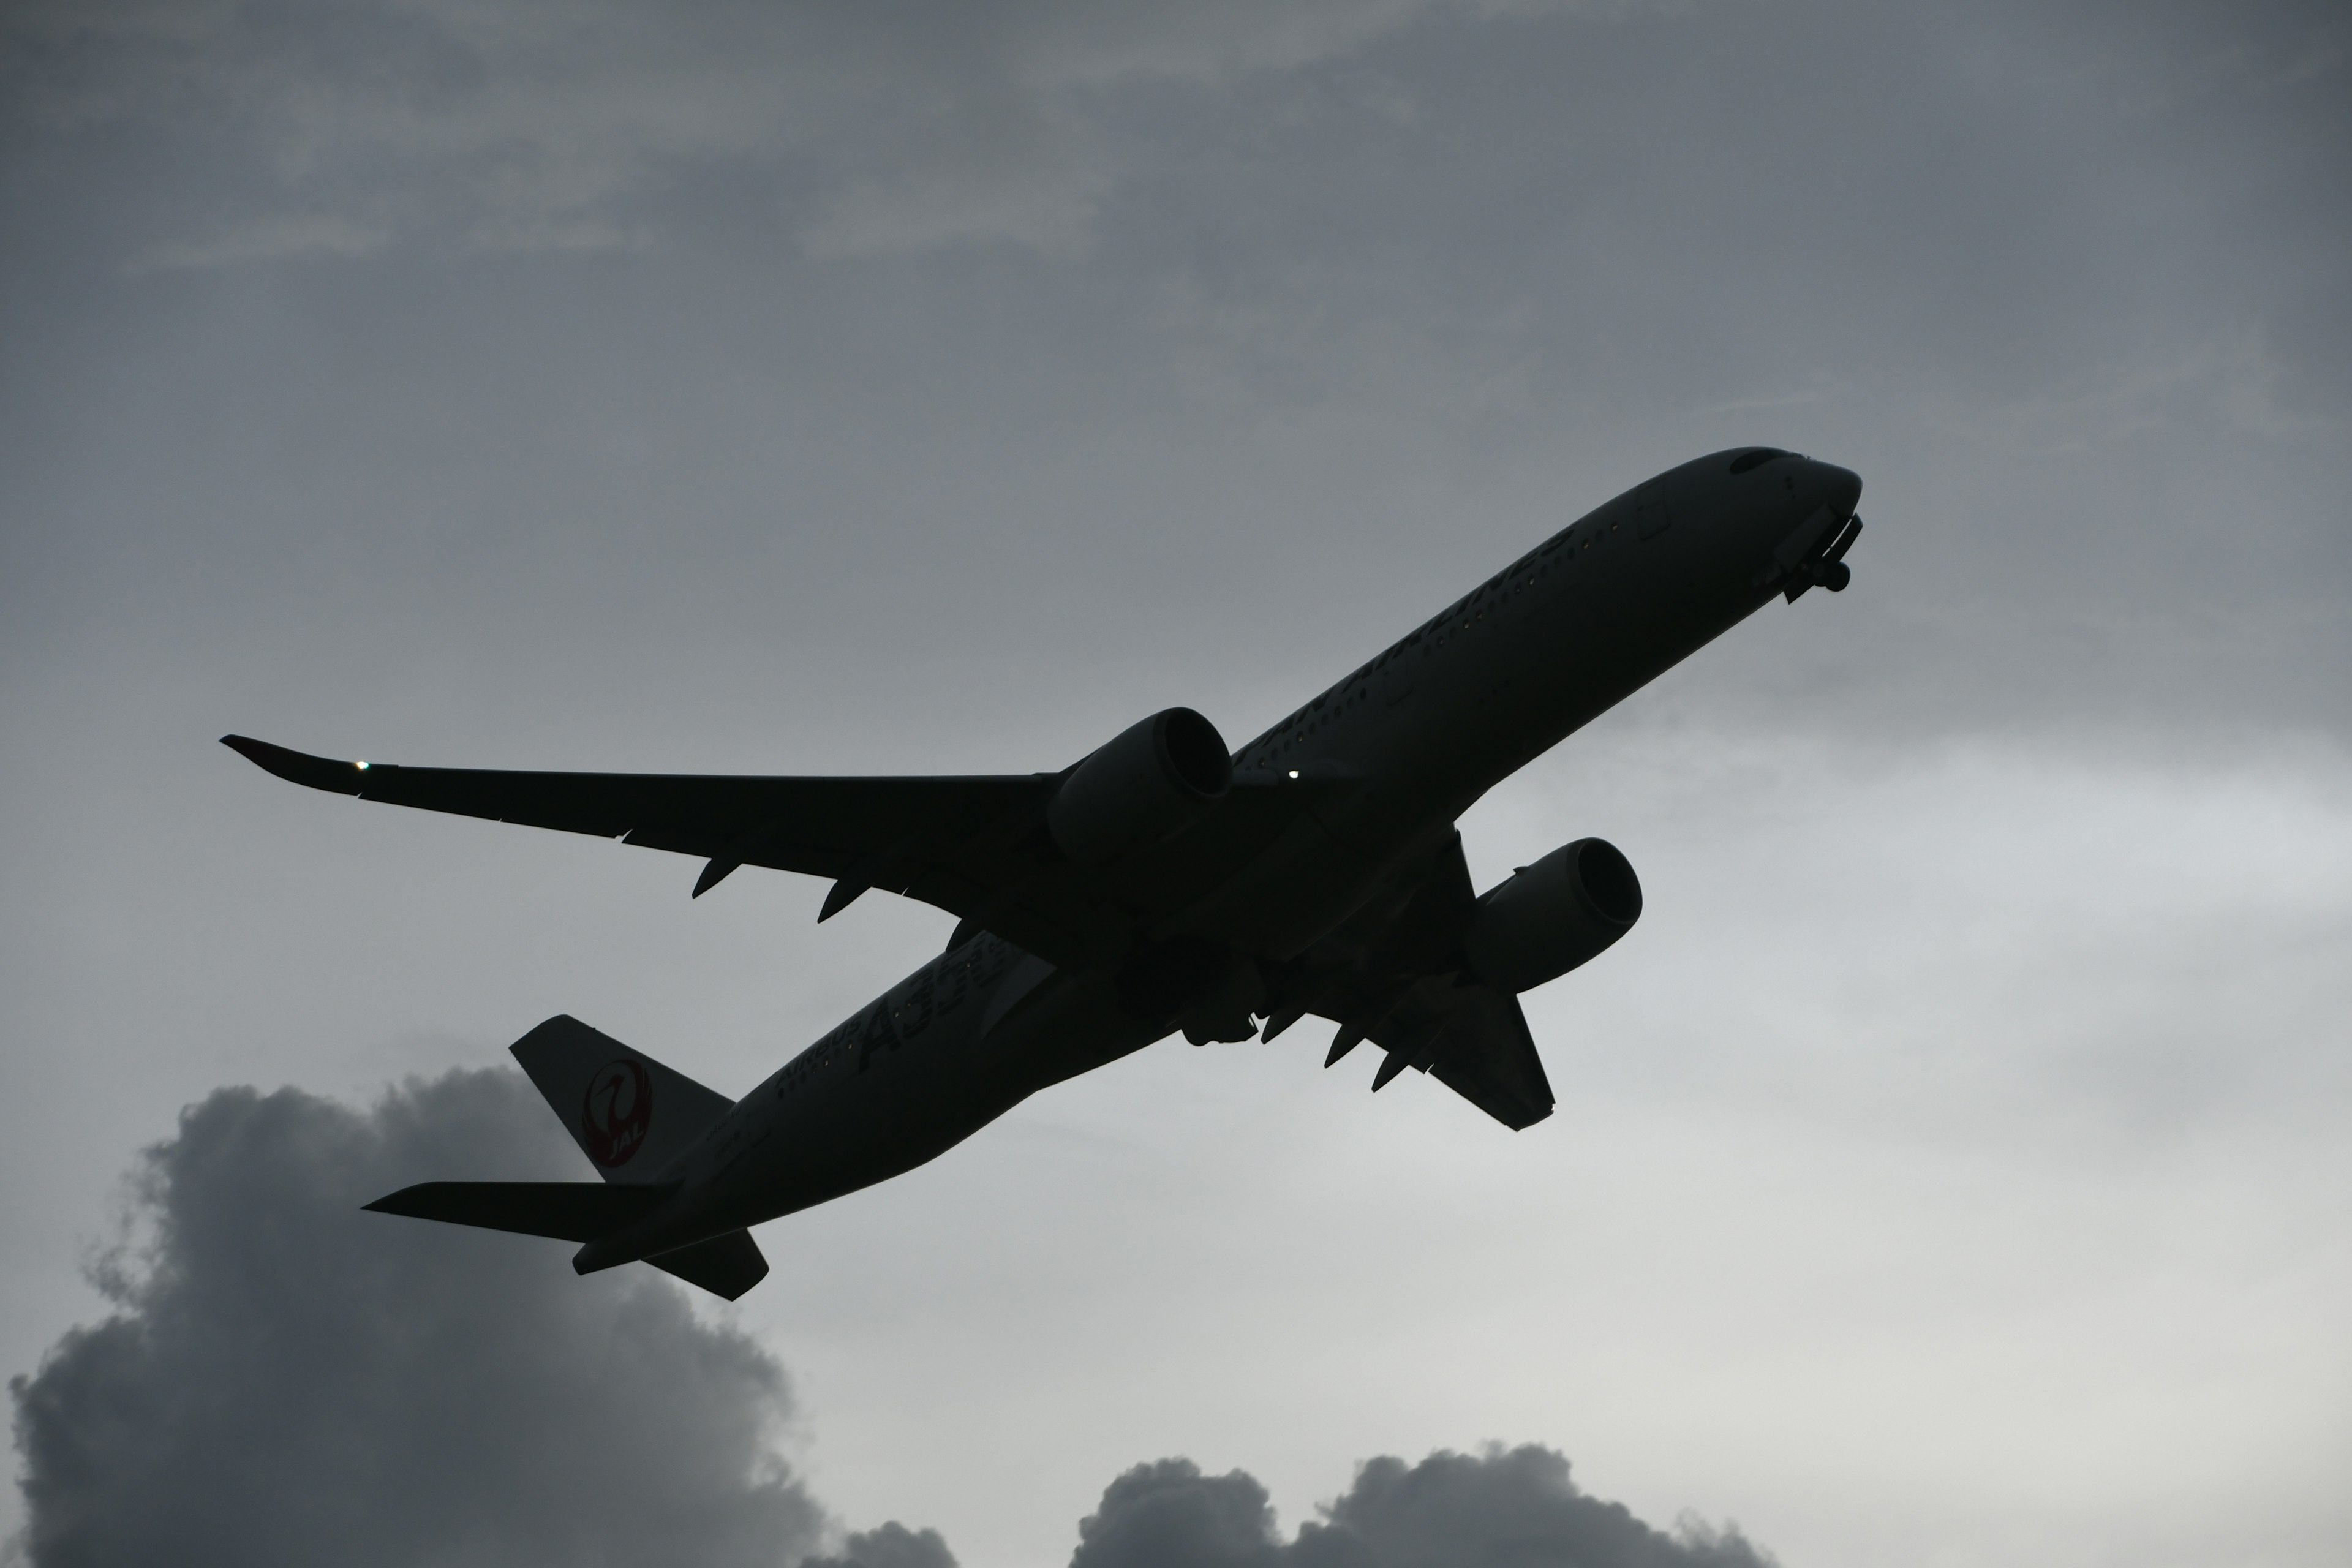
[581,1058,654,1168]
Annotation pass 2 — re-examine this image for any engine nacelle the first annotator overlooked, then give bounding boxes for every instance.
[1462,837,1643,993]
[1047,707,1233,867]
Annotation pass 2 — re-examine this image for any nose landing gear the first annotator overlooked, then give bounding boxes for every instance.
[1784,514,1862,601]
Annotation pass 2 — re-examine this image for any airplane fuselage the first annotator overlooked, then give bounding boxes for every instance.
[573,447,1864,1272]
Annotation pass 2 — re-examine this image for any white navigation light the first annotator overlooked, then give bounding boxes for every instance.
[356,761,369,771]
[1287,770,1300,780]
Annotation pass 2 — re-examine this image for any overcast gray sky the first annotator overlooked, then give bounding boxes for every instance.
[4,2,2348,1566]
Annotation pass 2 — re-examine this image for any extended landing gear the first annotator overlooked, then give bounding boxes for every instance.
[1784,513,1862,603]
[1183,1012,1261,1046]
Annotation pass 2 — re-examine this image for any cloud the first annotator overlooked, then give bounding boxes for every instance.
[6,1069,836,1568]
[6,1070,1778,1568]
[801,1522,960,1568]
[0,0,1547,261]
[1070,1458,1287,1568]
[1070,1449,1773,1568]
[125,212,390,273]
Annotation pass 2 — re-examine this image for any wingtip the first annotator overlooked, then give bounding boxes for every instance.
[220,734,371,794]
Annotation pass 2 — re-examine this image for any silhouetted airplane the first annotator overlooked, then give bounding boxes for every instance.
[227,447,1862,1298]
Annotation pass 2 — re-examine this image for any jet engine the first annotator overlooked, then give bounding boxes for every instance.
[1461,837,1643,993]
[1047,707,1234,866]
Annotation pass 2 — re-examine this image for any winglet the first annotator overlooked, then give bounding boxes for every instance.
[221,734,379,796]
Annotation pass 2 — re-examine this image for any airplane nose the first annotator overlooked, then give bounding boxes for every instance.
[1812,461,1863,520]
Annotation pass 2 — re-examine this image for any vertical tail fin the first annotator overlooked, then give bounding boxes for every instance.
[508,1015,733,1183]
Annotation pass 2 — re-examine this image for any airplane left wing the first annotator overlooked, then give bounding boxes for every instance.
[221,736,1102,967]
[1269,831,1556,1130]
[1309,973,1555,1131]
[1395,982,1555,1131]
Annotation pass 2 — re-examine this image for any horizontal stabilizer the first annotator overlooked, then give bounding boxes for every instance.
[363,1180,675,1242]
[645,1230,770,1301]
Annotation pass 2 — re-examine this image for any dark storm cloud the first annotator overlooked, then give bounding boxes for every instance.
[4,1071,1778,1568]
[1070,1448,1773,1568]
[801,1523,960,1568]
[7,1069,837,1568]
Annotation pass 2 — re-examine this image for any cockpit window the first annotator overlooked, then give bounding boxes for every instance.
[1728,448,1786,475]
